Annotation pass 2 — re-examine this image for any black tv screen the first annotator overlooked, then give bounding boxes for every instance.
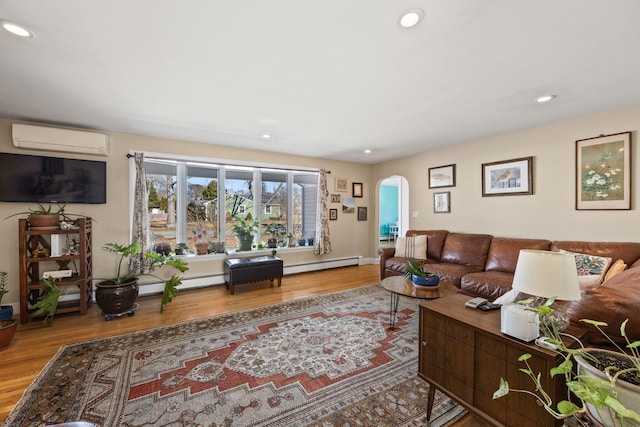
[0,152,106,204]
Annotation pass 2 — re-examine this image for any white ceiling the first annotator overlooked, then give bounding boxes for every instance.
[1,1,639,164]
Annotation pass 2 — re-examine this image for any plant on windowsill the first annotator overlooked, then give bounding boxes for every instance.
[493,298,640,427]
[232,214,258,251]
[264,223,281,248]
[95,241,190,320]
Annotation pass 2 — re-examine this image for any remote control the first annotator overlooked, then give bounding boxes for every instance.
[478,302,501,311]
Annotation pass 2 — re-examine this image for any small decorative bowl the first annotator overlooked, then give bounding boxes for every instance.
[412,273,440,287]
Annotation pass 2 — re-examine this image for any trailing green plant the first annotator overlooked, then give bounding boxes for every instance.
[3,202,90,222]
[493,298,640,426]
[101,242,190,313]
[0,272,8,306]
[32,277,60,326]
[403,258,426,280]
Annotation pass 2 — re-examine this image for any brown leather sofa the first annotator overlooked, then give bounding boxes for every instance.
[378,229,640,342]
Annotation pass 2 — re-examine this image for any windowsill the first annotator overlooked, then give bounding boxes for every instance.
[177,245,315,262]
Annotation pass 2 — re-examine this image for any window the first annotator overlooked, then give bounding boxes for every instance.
[143,156,318,252]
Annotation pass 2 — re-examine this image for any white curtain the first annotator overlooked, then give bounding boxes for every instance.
[314,169,332,255]
[129,152,150,273]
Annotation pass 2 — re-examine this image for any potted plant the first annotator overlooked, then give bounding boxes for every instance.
[493,299,640,426]
[0,272,12,321]
[192,223,210,255]
[32,277,60,326]
[95,241,189,320]
[403,259,439,287]
[0,271,16,350]
[232,215,258,251]
[4,202,89,229]
[264,223,280,248]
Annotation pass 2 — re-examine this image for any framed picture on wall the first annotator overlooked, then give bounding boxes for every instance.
[482,156,533,196]
[576,132,631,210]
[428,164,456,188]
[434,191,450,213]
[357,206,367,221]
[352,182,363,197]
[330,194,341,203]
[329,208,338,220]
[342,197,355,213]
[335,177,348,192]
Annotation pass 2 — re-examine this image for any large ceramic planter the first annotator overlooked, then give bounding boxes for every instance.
[236,235,254,252]
[575,348,640,427]
[28,214,60,229]
[95,278,139,320]
[0,319,17,350]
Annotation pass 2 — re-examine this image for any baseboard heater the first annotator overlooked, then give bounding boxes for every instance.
[118,256,362,299]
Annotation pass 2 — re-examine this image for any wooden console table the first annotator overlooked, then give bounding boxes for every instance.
[418,293,587,427]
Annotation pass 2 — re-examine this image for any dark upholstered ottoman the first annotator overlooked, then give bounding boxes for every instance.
[224,256,283,294]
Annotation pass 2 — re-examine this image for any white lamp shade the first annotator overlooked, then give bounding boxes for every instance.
[512,250,581,301]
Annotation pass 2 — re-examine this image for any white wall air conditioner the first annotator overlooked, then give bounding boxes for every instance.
[12,123,110,156]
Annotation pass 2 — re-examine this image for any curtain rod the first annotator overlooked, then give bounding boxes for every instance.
[127,153,330,174]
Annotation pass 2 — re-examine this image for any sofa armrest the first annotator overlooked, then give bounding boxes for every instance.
[378,246,396,280]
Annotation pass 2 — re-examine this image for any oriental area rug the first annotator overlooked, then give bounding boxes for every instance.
[5,284,465,427]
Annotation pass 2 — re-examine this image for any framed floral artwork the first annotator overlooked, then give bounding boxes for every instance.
[576,132,631,210]
[482,156,533,197]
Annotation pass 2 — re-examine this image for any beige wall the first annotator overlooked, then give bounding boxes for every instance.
[0,119,373,306]
[1,104,639,306]
[372,104,640,248]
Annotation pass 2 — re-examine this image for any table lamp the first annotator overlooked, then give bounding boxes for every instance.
[501,250,581,341]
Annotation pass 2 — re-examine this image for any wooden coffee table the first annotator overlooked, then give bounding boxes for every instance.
[380,275,455,329]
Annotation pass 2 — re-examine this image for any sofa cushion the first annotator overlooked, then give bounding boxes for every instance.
[440,233,493,269]
[460,271,514,300]
[603,259,627,283]
[558,249,612,289]
[406,229,449,261]
[422,261,482,287]
[384,257,425,277]
[394,235,427,259]
[484,237,552,274]
[551,241,640,269]
[564,266,640,344]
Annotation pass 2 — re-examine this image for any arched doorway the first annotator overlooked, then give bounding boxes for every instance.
[378,175,409,246]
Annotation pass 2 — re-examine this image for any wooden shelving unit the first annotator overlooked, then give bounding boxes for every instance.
[18,217,93,323]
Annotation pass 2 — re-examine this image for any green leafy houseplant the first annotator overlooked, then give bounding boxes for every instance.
[100,242,190,313]
[232,215,258,251]
[493,299,640,426]
[403,258,426,279]
[0,272,8,307]
[32,277,60,326]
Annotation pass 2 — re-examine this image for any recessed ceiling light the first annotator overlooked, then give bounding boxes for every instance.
[399,9,424,29]
[535,95,556,103]
[1,20,34,38]
[261,134,272,139]
[364,149,372,154]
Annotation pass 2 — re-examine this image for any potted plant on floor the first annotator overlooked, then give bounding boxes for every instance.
[0,272,12,321]
[493,299,640,426]
[95,241,189,320]
[232,214,258,251]
[0,272,16,350]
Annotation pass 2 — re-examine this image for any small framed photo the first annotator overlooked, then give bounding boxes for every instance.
[352,182,363,198]
[342,197,355,213]
[576,132,631,210]
[434,191,450,213]
[329,208,338,220]
[330,194,341,203]
[357,206,367,221]
[428,164,456,189]
[335,177,348,192]
[482,156,533,197]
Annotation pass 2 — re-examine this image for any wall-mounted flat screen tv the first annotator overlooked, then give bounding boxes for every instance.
[0,152,106,204]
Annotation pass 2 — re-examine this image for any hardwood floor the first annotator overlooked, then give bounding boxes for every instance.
[0,264,485,426]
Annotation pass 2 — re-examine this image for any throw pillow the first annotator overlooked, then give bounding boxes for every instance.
[395,235,427,259]
[558,249,612,289]
[603,259,627,284]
